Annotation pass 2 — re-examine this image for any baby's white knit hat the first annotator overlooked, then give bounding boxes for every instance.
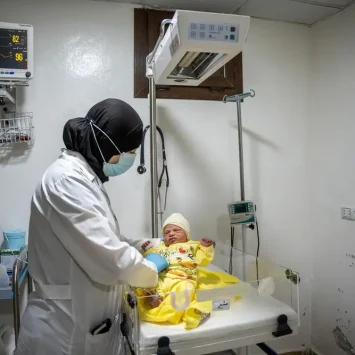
[162,213,191,240]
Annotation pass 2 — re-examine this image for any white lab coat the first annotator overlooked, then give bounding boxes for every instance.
[15,150,158,355]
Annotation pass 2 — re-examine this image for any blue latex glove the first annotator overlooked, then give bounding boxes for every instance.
[145,253,168,273]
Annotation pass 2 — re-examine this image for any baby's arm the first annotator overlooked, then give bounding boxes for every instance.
[195,238,215,267]
[136,241,166,308]
[133,239,161,256]
[140,240,169,273]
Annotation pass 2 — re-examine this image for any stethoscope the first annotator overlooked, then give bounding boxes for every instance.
[137,125,169,227]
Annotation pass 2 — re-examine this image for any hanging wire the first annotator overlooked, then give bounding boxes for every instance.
[256,218,260,282]
[229,227,235,275]
[157,179,168,230]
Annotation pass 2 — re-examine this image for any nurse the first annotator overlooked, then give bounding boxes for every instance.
[15,99,159,355]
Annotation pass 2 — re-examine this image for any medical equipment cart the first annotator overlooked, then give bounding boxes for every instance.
[0,246,33,345]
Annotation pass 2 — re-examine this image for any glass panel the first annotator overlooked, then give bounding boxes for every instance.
[212,245,300,319]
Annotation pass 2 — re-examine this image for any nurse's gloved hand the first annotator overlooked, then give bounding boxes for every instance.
[145,253,168,273]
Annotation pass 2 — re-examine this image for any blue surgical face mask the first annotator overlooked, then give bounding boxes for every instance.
[103,153,136,177]
[90,121,136,177]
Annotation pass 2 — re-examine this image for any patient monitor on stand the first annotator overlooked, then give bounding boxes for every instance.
[228,201,256,225]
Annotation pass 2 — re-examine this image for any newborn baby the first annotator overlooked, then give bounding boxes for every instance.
[141,213,214,308]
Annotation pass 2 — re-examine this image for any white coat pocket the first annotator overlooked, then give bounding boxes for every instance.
[85,315,122,355]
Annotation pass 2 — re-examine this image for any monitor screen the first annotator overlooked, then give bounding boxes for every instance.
[232,204,248,214]
[0,28,28,70]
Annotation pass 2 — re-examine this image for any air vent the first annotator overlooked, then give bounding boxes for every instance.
[168,51,227,80]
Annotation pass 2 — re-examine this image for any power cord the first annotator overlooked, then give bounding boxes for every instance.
[229,227,235,274]
[229,218,261,282]
[255,219,260,282]
[247,219,260,282]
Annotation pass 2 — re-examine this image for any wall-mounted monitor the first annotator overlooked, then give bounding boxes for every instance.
[0,22,34,81]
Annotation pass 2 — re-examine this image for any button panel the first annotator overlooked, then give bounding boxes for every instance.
[188,22,239,42]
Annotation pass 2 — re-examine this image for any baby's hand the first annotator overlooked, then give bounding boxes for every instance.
[141,241,151,252]
[201,237,214,247]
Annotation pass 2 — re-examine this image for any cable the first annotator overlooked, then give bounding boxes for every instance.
[138,126,169,185]
[138,125,169,230]
[255,218,260,282]
[229,219,260,281]
[257,343,278,355]
[229,227,235,274]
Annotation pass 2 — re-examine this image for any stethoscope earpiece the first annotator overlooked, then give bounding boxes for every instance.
[137,165,146,174]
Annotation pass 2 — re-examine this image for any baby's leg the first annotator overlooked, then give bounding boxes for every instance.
[168,280,212,329]
[170,280,196,310]
[144,279,166,309]
[149,278,196,310]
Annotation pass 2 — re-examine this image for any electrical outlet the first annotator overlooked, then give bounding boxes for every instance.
[341,207,355,221]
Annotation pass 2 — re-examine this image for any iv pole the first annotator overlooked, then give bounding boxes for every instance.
[223,89,255,202]
[223,89,255,271]
[223,89,255,253]
[223,90,255,355]
[146,19,173,239]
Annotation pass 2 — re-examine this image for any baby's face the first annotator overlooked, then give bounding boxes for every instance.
[163,224,188,246]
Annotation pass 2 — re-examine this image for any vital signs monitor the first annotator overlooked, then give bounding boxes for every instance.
[0,22,34,81]
[228,201,256,225]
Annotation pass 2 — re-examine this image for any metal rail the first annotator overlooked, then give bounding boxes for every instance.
[12,246,32,345]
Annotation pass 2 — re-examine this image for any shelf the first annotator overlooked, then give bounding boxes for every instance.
[0,265,28,300]
[0,112,34,146]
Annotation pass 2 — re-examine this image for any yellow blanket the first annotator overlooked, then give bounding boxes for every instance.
[136,268,239,330]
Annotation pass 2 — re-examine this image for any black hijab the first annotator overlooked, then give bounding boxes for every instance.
[63,98,143,183]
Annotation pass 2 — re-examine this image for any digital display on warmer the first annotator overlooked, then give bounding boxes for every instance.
[232,204,248,214]
[0,28,28,70]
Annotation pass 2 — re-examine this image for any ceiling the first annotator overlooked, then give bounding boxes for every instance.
[95,0,355,26]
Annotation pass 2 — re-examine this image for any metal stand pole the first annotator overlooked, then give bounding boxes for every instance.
[146,18,172,240]
[236,95,248,283]
[149,77,159,239]
[223,90,255,355]
[236,97,245,202]
[12,246,28,346]
[13,264,20,345]
[28,274,33,293]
